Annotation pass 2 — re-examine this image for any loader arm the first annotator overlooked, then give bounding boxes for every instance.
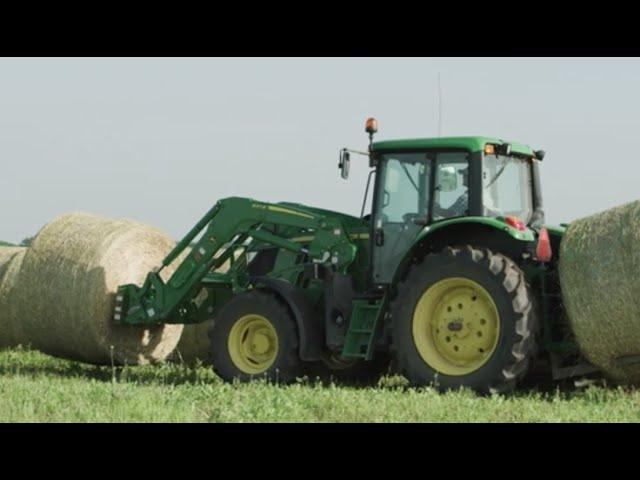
[114,197,358,326]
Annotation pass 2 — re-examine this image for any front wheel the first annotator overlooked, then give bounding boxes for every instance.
[390,246,538,394]
[208,290,303,383]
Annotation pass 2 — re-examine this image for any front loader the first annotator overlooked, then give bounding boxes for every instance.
[115,118,584,393]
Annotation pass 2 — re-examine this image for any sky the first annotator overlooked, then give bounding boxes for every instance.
[1,57,638,243]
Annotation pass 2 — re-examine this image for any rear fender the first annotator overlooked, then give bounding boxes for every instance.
[391,217,535,285]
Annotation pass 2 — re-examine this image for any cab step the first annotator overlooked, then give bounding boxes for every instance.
[342,298,386,360]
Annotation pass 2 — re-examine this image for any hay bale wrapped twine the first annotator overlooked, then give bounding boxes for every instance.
[559,199,640,383]
[5,212,184,365]
[0,247,27,348]
[0,247,24,286]
[174,320,214,364]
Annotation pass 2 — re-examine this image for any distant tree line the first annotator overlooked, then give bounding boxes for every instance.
[0,236,39,247]
[20,236,34,247]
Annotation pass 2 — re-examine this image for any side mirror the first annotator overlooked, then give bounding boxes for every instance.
[339,149,350,179]
[439,166,458,192]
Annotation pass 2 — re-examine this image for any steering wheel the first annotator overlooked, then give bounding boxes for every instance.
[402,212,424,225]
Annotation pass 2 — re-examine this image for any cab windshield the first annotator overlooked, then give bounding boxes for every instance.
[482,154,534,223]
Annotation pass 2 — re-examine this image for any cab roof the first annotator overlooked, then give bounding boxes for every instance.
[370,136,535,157]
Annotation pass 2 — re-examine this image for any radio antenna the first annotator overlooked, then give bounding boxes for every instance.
[438,73,443,136]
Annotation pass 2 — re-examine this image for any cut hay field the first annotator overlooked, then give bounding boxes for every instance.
[0,347,639,422]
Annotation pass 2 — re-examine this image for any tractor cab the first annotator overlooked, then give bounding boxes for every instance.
[340,119,546,284]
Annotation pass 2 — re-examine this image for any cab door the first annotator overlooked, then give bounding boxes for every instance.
[371,153,431,284]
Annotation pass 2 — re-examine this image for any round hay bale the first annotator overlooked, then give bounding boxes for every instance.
[0,247,25,286]
[0,247,27,348]
[7,212,184,365]
[559,199,640,383]
[173,320,214,365]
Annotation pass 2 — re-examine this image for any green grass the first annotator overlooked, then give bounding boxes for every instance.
[0,347,638,422]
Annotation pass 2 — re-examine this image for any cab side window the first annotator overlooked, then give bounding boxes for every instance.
[432,153,470,220]
[380,157,429,224]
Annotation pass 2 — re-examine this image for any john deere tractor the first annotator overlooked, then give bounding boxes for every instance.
[114,118,581,393]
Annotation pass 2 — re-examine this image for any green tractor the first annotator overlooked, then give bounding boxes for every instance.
[114,118,584,393]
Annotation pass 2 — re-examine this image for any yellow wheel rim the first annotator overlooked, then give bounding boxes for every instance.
[228,314,279,374]
[412,277,500,376]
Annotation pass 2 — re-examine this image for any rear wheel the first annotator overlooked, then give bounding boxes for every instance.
[390,246,538,394]
[209,290,303,383]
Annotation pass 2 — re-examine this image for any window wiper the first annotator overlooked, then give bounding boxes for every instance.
[400,162,420,192]
[485,161,508,189]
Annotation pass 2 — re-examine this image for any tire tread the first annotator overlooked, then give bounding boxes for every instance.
[390,245,539,394]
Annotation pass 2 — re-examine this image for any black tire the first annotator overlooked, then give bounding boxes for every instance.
[306,351,391,385]
[208,290,303,383]
[390,246,538,394]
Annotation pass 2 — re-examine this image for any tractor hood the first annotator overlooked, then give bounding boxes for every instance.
[277,202,369,231]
